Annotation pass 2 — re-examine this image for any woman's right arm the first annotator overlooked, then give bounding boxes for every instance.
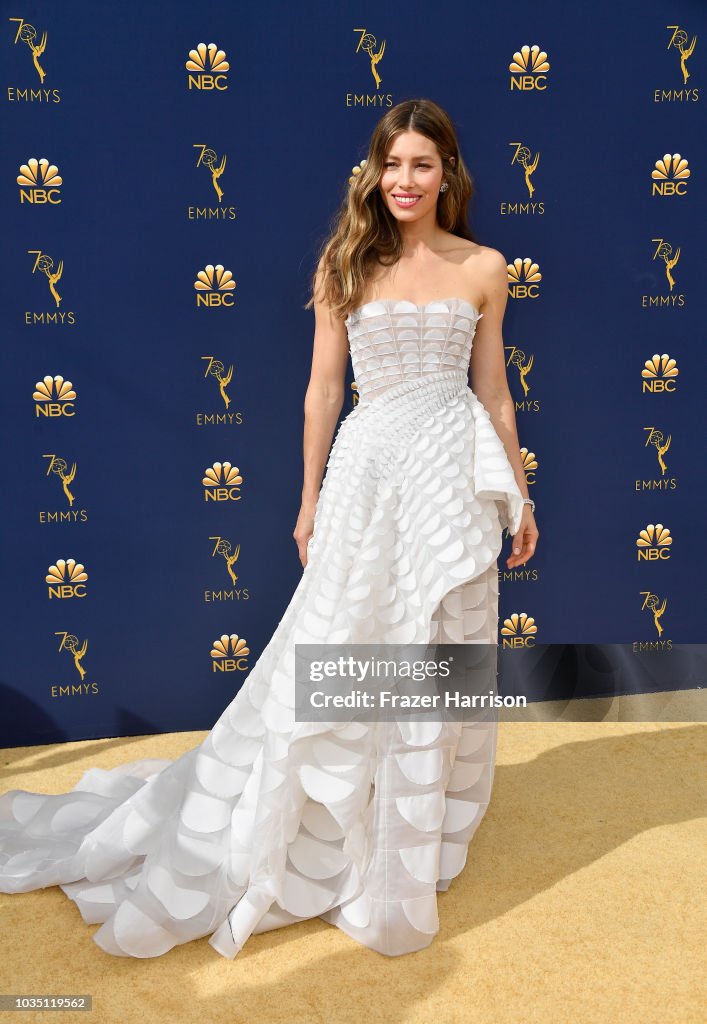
[293,264,349,567]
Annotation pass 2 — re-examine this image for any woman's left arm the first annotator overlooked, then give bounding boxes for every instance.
[468,249,539,568]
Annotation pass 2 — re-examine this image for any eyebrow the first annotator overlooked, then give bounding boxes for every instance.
[384,155,434,160]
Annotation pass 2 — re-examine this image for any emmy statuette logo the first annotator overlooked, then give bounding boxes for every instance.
[506,342,537,408]
[188,145,236,221]
[500,142,546,219]
[348,28,392,108]
[24,248,78,324]
[39,453,88,525]
[641,240,685,309]
[56,631,87,679]
[8,17,61,100]
[28,249,63,306]
[43,453,76,505]
[642,426,672,479]
[10,16,46,79]
[665,25,697,89]
[640,591,668,639]
[205,536,251,603]
[51,631,99,697]
[213,536,240,585]
[196,357,244,427]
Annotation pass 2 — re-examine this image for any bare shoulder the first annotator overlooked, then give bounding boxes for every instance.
[463,245,507,308]
[452,238,506,277]
[467,244,507,278]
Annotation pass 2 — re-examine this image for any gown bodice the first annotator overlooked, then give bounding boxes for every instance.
[345,297,483,400]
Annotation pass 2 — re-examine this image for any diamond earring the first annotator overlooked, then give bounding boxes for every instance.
[439,182,449,192]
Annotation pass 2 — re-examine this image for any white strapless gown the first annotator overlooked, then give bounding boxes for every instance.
[0,297,525,959]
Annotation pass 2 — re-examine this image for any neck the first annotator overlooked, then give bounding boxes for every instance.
[397,217,445,257]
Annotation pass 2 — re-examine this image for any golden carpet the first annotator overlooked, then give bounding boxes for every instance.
[0,712,704,1024]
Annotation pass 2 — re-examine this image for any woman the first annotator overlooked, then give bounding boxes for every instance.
[0,98,538,960]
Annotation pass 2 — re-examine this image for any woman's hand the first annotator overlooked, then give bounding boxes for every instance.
[506,505,539,569]
[293,499,317,568]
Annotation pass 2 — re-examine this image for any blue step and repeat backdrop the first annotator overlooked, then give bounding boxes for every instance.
[1,0,704,746]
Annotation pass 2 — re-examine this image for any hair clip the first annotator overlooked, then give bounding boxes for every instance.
[348,159,367,185]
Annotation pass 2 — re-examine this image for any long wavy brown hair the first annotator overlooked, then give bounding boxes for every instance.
[304,98,479,322]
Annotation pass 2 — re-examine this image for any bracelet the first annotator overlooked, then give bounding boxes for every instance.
[521,497,535,513]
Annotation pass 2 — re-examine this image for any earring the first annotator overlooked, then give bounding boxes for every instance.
[439,182,449,192]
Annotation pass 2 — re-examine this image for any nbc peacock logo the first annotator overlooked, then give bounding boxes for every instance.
[509,44,550,91]
[651,153,691,197]
[210,633,250,672]
[500,613,538,648]
[46,558,88,599]
[186,42,229,90]
[507,258,542,300]
[203,461,243,501]
[34,375,76,417]
[636,524,673,562]
[194,264,236,308]
[18,157,62,204]
[641,352,679,393]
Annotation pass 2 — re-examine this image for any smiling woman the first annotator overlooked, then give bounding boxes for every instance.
[381,139,449,217]
[0,97,537,966]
